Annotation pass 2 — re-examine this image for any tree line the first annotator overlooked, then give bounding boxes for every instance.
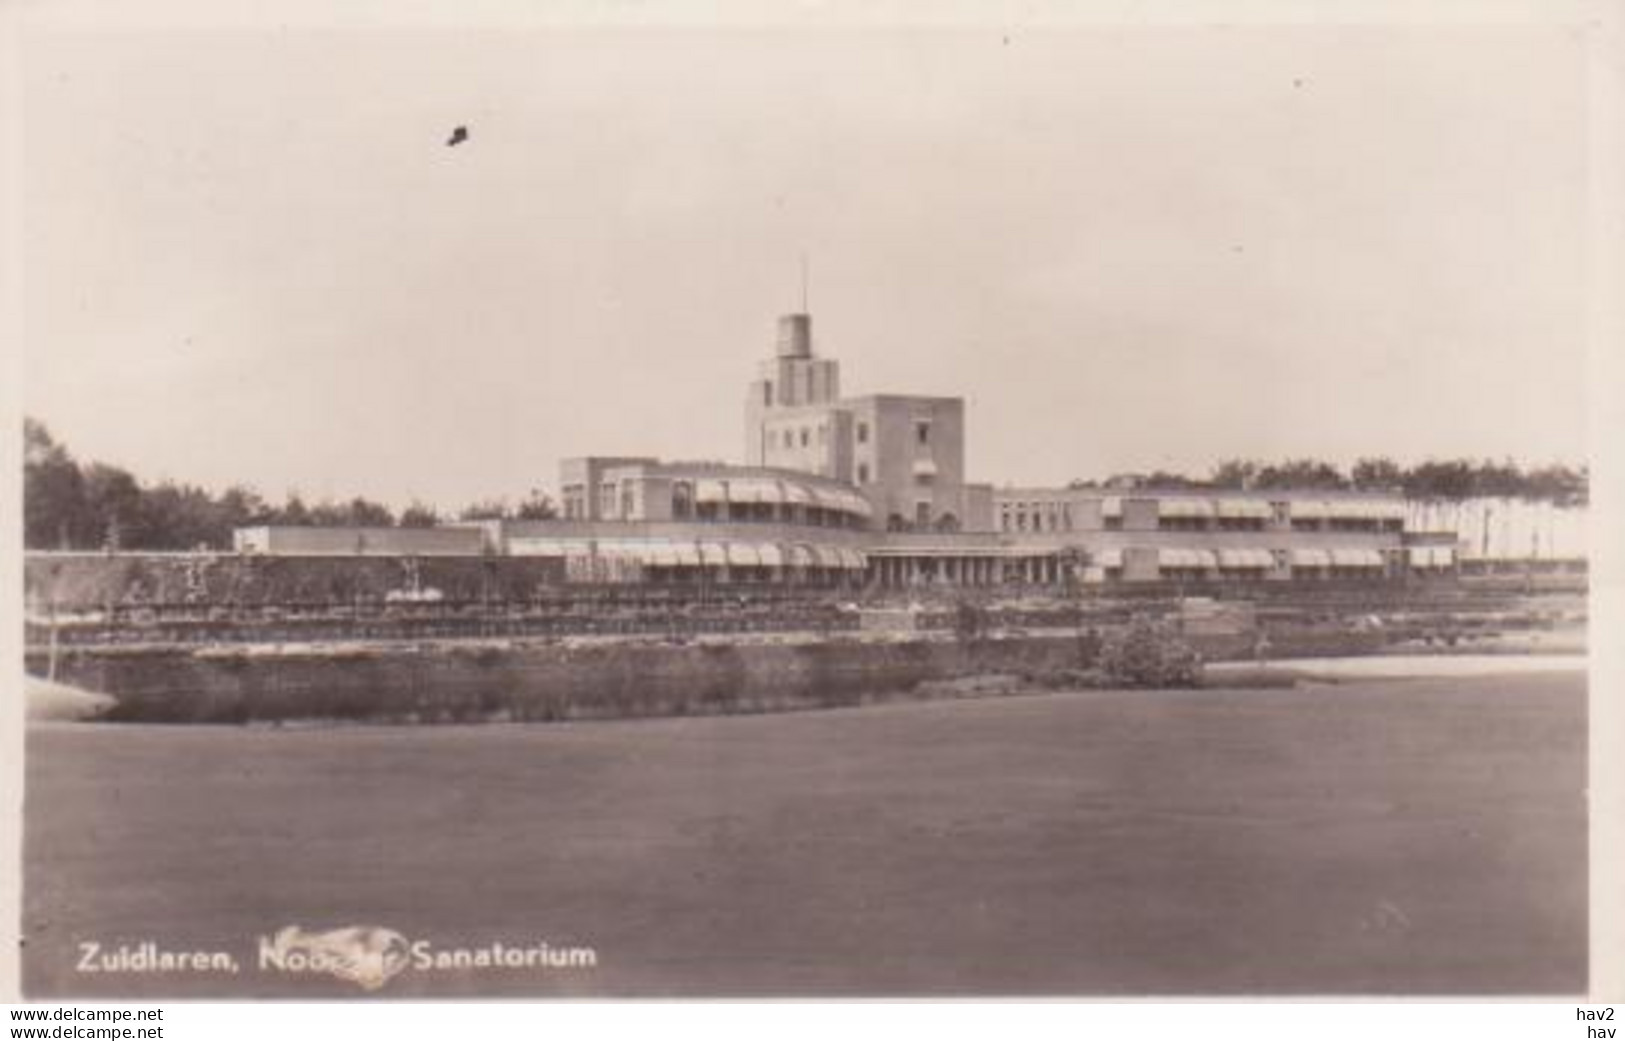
[23,418,556,551]
[1068,456,1588,505]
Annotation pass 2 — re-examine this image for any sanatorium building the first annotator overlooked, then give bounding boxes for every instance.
[235,312,1462,589]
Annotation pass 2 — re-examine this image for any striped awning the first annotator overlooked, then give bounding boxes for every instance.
[1158,498,1214,519]
[780,482,814,505]
[839,492,875,518]
[1092,548,1124,569]
[785,544,817,568]
[1215,499,1272,519]
[808,487,872,517]
[727,479,784,505]
[805,486,840,510]
[723,543,761,567]
[1291,548,1332,567]
[1158,548,1217,568]
[1326,500,1396,521]
[695,480,730,504]
[1329,548,1384,567]
[645,544,685,566]
[1409,546,1455,568]
[507,537,595,557]
[1217,548,1275,568]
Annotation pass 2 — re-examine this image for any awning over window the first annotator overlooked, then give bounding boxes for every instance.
[839,548,869,570]
[696,542,728,566]
[727,479,784,505]
[780,482,814,505]
[1157,498,1214,519]
[645,544,684,566]
[695,480,729,504]
[724,543,761,566]
[1215,499,1272,519]
[1158,548,1217,568]
[1408,546,1455,568]
[839,492,875,518]
[1092,548,1124,568]
[912,458,938,478]
[804,486,840,510]
[506,537,585,557]
[1289,499,1407,521]
[1291,548,1332,567]
[1100,497,1123,519]
[786,544,818,568]
[1329,548,1384,567]
[1327,500,1404,521]
[755,544,785,567]
[1217,548,1275,568]
[807,486,872,517]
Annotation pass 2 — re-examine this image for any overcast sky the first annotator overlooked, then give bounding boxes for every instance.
[19,16,1590,512]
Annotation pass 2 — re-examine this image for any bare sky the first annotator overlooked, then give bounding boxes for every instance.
[20,17,1590,511]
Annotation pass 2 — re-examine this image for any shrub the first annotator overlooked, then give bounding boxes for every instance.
[1099,621,1204,688]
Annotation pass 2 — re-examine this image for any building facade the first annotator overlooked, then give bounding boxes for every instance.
[235,310,1470,589]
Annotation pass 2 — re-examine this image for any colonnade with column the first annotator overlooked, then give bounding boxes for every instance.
[868,554,1067,588]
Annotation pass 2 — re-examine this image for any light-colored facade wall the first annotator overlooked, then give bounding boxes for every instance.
[233,526,485,556]
[1409,497,1586,560]
[848,395,967,531]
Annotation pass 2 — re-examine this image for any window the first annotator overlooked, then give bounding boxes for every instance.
[857,463,870,483]
[916,421,931,445]
[818,424,827,444]
[763,381,773,406]
[800,428,810,448]
[915,501,932,527]
[857,422,869,444]
[783,430,794,449]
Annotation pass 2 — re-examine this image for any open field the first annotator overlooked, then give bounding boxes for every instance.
[23,670,1586,997]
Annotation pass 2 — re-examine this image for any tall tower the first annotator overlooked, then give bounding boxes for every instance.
[744,313,846,474]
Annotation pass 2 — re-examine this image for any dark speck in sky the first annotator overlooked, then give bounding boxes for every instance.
[447,126,469,147]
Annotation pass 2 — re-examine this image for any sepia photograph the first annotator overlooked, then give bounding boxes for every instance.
[6,0,1618,1005]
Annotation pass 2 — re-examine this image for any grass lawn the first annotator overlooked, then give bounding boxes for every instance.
[23,671,1586,997]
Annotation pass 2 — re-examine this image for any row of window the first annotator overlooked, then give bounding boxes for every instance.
[996,508,1402,534]
[999,502,1074,533]
[771,424,828,450]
